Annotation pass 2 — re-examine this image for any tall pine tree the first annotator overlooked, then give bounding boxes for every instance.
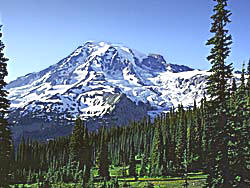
[98,127,110,180]
[69,117,85,165]
[247,59,250,95]
[0,25,12,186]
[205,0,234,187]
[150,118,164,176]
[128,139,136,178]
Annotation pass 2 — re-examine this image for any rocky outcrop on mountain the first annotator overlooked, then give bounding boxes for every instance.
[7,41,213,141]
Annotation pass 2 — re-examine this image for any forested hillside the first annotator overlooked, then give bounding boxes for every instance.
[6,75,250,186]
[0,0,249,187]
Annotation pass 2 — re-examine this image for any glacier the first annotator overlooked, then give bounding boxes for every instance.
[6,41,223,141]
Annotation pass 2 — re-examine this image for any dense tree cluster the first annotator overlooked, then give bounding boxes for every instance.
[5,78,249,185]
[0,99,226,183]
[0,72,248,184]
[0,0,249,187]
[205,0,250,187]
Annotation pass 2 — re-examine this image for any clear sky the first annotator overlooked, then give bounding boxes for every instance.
[0,0,249,82]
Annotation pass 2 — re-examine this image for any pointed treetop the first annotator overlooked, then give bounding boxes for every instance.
[193,100,197,110]
[231,78,237,92]
[248,59,250,73]
[246,59,250,92]
[240,62,245,88]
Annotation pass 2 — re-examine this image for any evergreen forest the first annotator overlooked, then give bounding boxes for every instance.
[0,0,249,187]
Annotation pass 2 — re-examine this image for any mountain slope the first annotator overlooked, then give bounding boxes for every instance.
[7,41,210,140]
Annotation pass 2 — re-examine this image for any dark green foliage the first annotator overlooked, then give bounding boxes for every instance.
[205,0,234,187]
[247,59,250,95]
[0,25,12,187]
[121,181,130,188]
[69,117,85,165]
[150,118,164,176]
[10,105,206,183]
[146,182,154,188]
[128,139,136,177]
[231,78,237,92]
[175,106,187,173]
[113,177,119,188]
[98,127,110,179]
[69,117,92,185]
[140,154,147,177]
[189,102,203,171]
[229,64,250,187]
[86,170,95,188]
[204,0,250,187]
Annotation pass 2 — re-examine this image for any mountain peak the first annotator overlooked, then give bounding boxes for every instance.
[7,41,195,91]
[7,41,202,134]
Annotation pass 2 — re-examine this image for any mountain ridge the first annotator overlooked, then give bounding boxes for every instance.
[7,41,213,141]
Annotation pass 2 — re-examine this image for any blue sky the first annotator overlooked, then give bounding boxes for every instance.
[0,0,249,82]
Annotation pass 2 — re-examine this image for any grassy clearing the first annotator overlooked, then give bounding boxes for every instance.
[12,178,205,188]
[12,166,207,187]
[12,176,206,188]
[127,179,205,188]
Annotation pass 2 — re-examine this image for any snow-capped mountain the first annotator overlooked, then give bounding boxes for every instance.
[7,41,210,140]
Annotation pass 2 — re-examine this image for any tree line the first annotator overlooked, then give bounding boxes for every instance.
[0,0,250,187]
[3,70,250,185]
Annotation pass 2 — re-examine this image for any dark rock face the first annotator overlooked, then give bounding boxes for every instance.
[169,64,194,73]
[86,94,149,130]
[234,70,242,74]
[141,54,167,72]
[10,93,149,142]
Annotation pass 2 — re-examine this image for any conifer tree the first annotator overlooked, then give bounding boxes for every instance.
[69,117,93,185]
[163,113,171,174]
[205,0,234,187]
[175,106,187,173]
[128,139,136,178]
[206,0,232,188]
[81,126,92,185]
[0,25,12,186]
[69,117,85,166]
[140,154,147,177]
[17,136,25,168]
[98,127,110,179]
[247,59,250,95]
[230,64,250,186]
[231,78,237,93]
[150,118,163,176]
[189,101,203,171]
